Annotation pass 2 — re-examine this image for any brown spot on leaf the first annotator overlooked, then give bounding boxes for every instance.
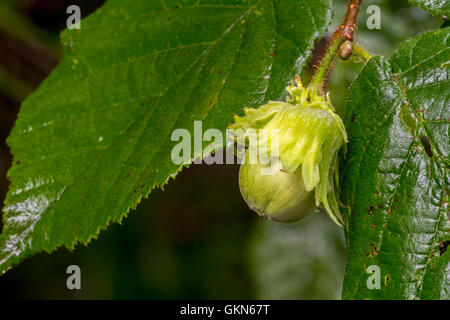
[371,242,379,255]
[439,241,450,256]
[420,135,433,157]
[366,242,379,258]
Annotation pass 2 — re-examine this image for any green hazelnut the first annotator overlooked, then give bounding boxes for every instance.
[229,77,348,225]
[239,155,316,223]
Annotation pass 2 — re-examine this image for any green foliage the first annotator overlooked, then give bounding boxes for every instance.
[341,29,449,299]
[0,0,332,274]
[1,0,448,301]
[409,0,450,16]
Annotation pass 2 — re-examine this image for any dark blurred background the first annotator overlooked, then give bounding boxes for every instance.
[0,0,443,299]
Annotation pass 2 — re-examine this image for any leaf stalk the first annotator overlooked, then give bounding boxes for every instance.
[309,0,363,93]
